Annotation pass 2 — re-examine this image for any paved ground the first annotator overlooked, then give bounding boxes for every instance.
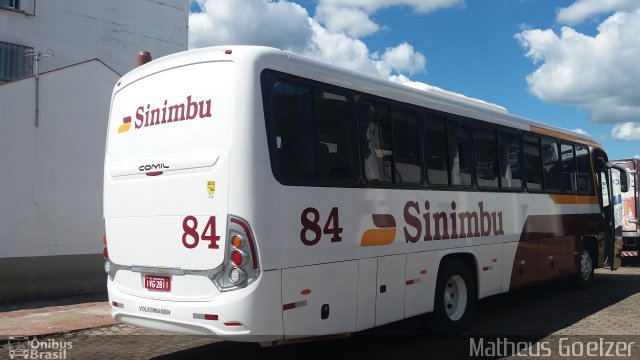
[1,263,639,359]
[0,297,114,339]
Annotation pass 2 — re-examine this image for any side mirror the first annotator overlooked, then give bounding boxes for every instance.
[608,162,630,193]
[620,170,629,193]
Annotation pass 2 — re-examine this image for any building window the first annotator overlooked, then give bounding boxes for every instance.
[0,0,20,10]
[0,41,33,82]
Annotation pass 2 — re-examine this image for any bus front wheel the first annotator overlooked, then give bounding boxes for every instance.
[433,259,475,335]
[574,247,595,289]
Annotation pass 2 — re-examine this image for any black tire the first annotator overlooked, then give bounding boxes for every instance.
[433,259,475,335]
[574,247,595,289]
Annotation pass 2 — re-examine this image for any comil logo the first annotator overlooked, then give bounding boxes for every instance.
[118,95,212,134]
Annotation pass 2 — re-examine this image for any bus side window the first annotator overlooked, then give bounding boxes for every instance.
[498,130,522,190]
[360,100,393,183]
[542,139,561,192]
[575,145,592,194]
[424,113,449,186]
[523,135,543,191]
[391,107,421,185]
[316,91,357,182]
[474,125,499,189]
[448,118,472,186]
[561,143,577,192]
[270,81,316,180]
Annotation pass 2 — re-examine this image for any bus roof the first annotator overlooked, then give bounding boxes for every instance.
[118,45,602,149]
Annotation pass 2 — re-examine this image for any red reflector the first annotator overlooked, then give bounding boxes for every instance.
[492,258,497,263]
[204,314,219,321]
[420,269,427,275]
[146,171,163,176]
[482,266,489,271]
[111,301,124,308]
[300,289,311,295]
[406,279,414,285]
[232,251,243,266]
[102,247,109,259]
[224,322,242,327]
[225,50,232,54]
[283,303,296,311]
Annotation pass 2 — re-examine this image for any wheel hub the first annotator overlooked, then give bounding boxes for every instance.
[444,274,468,321]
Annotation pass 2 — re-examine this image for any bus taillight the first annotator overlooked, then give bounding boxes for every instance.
[102,235,109,259]
[216,215,260,290]
[230,216,259,270]
[103,234,112,276]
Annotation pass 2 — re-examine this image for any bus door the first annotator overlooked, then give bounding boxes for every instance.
[593,149,626,270]
[609,164,630,269]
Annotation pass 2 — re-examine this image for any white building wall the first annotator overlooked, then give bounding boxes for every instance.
[1,0,189,75]
[0,61,120,301]
[0,78,38,256]
[1,61,119,258]
[0,0,189,303]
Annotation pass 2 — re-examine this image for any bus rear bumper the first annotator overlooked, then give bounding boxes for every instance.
[107,270,284,342]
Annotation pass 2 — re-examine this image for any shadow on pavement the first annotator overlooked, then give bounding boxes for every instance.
[153,267,640,360]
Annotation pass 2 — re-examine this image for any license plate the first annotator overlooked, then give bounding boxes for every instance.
[144,275,171,292]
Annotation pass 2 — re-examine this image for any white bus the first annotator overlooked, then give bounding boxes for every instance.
[103,46,626,342]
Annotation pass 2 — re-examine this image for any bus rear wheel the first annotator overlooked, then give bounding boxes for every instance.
[433,259,475,335]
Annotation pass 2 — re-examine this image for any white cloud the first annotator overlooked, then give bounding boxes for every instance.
[314,0,464,38]
[556,0,638,25]
[572,128,589,135]
[612,122,640,140]
[314,5,379,38]
[189,0,430,80]
[377,42,426,75]
[634,154,640,159]
[188,0,312,51]
[516,8,640,123]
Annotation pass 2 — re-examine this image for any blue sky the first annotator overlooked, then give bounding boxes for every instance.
[188,0,640,160]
